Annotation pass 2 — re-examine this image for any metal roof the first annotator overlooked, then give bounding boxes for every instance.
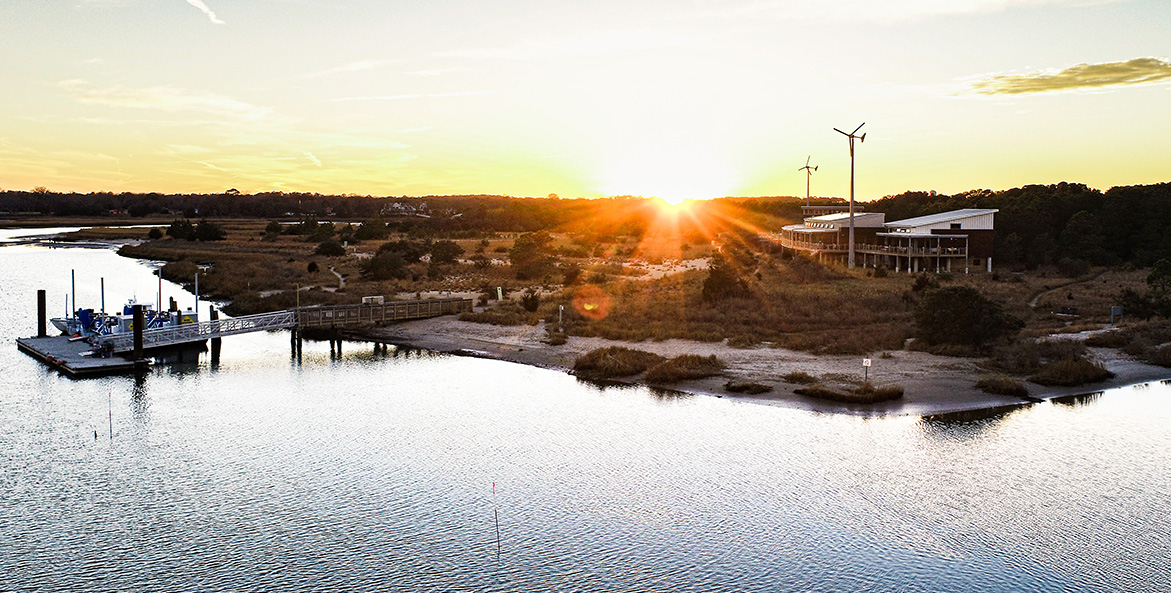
[884,209,998,228]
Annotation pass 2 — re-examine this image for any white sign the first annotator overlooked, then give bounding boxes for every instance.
[862,358,872,367]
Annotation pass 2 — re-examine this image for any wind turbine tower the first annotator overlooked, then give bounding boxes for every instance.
[798,155,818,207]
[833,123,865,269]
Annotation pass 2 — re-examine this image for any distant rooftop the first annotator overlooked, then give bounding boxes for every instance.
[885,209,998,228]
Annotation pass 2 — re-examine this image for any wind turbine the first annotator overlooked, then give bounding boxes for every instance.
[833,122,865,269]
[798,155,818,207]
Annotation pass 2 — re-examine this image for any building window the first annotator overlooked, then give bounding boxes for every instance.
[950,223,961,229]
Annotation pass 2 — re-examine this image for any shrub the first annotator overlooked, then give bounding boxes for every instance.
[1084,330,1129,348]
[315,240,346,257]
[147,227,163,240]
[1149,344,1171,367]
[520,289,540,312]
[782,371,817,384]
[1029,358,1115,386]
[574,347,666,379]
[914,286,1023,348]
[459,302,531,326]
[727,334,760,349]
[795,382,904,404]
[545,332,568,346]
[645,354,726,384]
[975,375,1030,397]
[724,381,772,394]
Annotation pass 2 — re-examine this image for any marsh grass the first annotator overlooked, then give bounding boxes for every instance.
[782,371,817,384]
[644,354,726,384]
[724,381,773,394]
[794,382,904,404]
[458,302,536,326]
[1029,358,1115,386]
[975,374,1030,397]
[574,347,666,379]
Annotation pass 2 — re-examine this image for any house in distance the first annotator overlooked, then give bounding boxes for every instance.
[776,208,998,273]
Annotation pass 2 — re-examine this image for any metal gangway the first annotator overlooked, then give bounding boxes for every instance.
[92,297,474,354]
[95,310,297,353]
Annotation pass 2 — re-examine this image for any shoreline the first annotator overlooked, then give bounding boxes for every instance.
[347,315,1171,418]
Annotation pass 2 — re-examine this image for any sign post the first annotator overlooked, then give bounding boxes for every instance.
[863,358,872,383]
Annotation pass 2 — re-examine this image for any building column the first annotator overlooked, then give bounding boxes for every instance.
[987,257,993,273]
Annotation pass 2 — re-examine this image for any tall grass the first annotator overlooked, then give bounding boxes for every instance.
[644,354,726,384]
[1029,358,1115,386]
[573,347,665,380]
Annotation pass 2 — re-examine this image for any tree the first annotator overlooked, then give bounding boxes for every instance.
[430,240,464,265]
[147,228,163,240]
[166,219,196,240]
[510,231,554,279]
[361,252,408,280]
[314,240,346,257]
[914,286,1023,348]
[702,255,750,301]
[194,219,227,241]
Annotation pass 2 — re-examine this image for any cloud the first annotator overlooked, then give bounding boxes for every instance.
[330,91,494,102]
[305,152,323,167]
[185,0,225,24]
[305,59,399,78]
[971,57,1171,95]
[59,80,272,120]
[695,0,1125,23]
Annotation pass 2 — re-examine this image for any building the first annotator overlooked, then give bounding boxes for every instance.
[777,208,998,273]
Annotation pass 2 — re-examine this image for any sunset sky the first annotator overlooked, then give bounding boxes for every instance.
[1,0,1168,202]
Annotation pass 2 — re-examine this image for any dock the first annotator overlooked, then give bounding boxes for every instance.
[18,296,474,378]
[17,335,144,377]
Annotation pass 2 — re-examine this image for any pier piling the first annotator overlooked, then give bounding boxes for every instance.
[37,290,47,337]
[210,306,221,363]
[132,305,144,362]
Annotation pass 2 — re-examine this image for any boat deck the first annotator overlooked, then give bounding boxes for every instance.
[16,336,145,378]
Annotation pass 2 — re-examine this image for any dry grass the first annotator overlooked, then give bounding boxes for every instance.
[1029,358,1115,386]
[644,354,726,384]
[573,347,666,380]
[975,374,1030,397]
[782,371,818,384]
[724,381,773,394]
[795,382,904,404]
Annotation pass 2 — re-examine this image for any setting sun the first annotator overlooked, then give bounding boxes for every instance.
[598,134,735,205]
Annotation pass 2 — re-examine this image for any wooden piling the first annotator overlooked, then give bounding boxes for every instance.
[209,306,221,363]
[132,304,144,361]
[37,289,47,337]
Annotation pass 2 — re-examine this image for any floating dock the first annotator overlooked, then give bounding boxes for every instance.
[17,336,146,378]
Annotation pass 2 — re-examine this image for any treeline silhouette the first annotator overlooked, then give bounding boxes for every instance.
[3,181,1169,267]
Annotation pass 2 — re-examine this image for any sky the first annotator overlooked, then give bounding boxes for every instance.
[1,0,1169,203]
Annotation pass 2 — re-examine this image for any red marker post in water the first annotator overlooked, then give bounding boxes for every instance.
[492,482,501,560]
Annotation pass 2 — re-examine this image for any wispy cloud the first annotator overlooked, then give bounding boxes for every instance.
[185,0,225,25]
[305,152,323,167]
[59,80,271,120]
[330,90,494,102]
[695,0,1125,23]
[971,57,1171,95]
[304,59,400,78]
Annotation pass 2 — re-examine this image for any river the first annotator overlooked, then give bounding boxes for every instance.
[1,230,1169,592]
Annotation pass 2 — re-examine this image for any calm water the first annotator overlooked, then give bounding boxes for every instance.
[2,232,1169,592]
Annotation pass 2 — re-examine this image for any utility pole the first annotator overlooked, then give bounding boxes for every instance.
[833,123,866,269]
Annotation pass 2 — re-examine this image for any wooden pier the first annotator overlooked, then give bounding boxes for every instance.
[18,296,474,377]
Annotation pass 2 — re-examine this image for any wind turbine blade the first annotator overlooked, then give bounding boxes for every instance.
[806,155,811,166]
[833,128,847,136]
[852,122,865,135]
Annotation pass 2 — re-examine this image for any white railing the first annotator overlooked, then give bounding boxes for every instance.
[96,310,296,353]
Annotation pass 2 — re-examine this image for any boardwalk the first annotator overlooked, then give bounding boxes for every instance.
[94,297,473,353]
[19,297,474,375]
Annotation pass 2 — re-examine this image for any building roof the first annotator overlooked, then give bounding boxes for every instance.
[884,209,998,228]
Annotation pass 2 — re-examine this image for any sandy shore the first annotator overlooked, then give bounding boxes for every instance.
[346,315,1171,418]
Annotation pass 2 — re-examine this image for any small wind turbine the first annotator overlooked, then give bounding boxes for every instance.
[798,156,818,207]
[833,122,865,269]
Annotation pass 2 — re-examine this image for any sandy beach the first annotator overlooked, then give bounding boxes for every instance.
[347,314,1171,418]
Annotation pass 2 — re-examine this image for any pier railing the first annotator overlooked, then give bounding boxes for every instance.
[93,297,474,353]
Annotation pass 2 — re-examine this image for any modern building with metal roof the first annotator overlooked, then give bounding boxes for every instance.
[775,208,999,273]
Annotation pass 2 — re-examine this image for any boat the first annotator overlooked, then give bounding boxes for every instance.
[50,299,199,338]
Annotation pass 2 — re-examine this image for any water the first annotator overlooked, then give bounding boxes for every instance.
[2,233,1170,592]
